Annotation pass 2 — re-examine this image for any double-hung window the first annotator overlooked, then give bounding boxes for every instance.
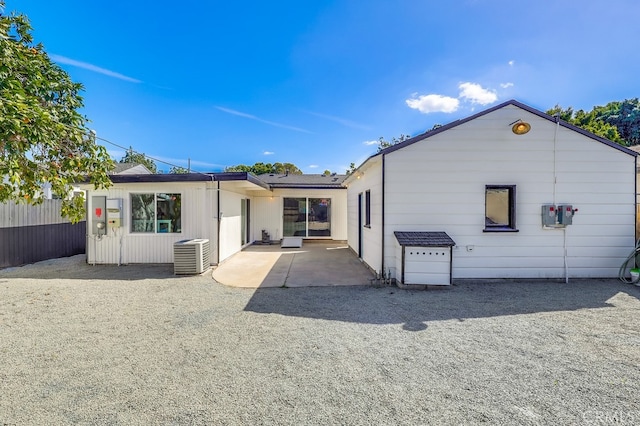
[131,193,182,233]
[484,185,517,232]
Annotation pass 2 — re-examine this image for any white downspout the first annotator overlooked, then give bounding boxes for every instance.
[553,114,569,283]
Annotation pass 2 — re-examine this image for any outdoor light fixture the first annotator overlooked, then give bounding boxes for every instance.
[510,119,531,135]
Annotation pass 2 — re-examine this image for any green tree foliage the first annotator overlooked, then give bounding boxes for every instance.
[346,162,356,175]
[169,166,189,174]
[120,146,157,173]
[377,134,411,152]
[547,100,640,146]
[322,169,331,176]
[0,2,114,222]
[596,99,640,145]
[225,162,303,175]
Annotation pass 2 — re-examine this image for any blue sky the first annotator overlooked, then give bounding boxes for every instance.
[15,0,640,173]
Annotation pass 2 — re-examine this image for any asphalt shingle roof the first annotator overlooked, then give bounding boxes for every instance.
[257,173,347,188]
[394,231,456,247]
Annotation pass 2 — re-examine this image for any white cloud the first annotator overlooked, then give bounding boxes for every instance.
[305,111,371,131]
[363,140,378,146]
[309,164,319,168]
[215,106,311,133]
[50,54,141,83]
[405,94,460,114]
[500,82,514,89]
[263,151,275,155]
[508,60,515,66]
[458,82,497,105]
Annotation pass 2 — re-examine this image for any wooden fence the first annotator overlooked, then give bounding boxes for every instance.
[0,200,86,268]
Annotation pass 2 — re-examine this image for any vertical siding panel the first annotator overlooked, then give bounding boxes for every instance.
[252,195,282,240]
[0,198,86,268]
[86,183,210,264]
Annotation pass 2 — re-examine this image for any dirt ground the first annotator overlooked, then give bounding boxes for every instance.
[1,255,640,425]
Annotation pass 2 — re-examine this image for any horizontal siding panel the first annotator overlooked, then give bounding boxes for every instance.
[567,235,635,247]
[456,256,565,269]
[352,104,636,279]
[452,267,618,279]
[567,246,633,258]
[554,182,634,193]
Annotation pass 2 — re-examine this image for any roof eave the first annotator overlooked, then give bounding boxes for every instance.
[346,100,637,180]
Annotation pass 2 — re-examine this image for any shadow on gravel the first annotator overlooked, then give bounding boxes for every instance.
[244,279,640,329]
[0,255,185,281]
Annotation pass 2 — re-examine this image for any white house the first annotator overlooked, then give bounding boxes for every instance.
[80,172,347,266]
[344,100,637,281]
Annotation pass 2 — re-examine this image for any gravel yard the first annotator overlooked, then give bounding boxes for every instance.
[1,255,640,425]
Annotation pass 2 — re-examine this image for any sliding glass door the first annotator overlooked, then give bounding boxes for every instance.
[283,198,306,237]
[283,197,331,238]
[308,198,330,236]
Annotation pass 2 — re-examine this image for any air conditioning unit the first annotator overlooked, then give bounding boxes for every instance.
[173,239,211,275]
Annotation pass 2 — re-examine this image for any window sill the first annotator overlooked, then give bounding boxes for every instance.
[364,225,371,229]
[483,228,519,233]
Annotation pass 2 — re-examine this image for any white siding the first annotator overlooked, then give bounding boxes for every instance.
[251,195,283,240]
[346,158,383,274]
[86,182,213,265]
[368,104,636,279]
[218,188,249,263]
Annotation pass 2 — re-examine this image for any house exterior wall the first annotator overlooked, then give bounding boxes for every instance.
[251,195,282,240]
[86,182,214,264]
[380,105,636,279]
[218,186,250,263]
[346,157,383,273]
[250,188,348,241]
[83,179,344,265]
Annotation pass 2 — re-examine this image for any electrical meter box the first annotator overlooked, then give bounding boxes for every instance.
[91,196,107,235]
[541,204,557,226]
[106,198,123,228]
[557,205,574,225]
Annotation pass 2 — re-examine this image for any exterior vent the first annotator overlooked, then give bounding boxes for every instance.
[173,239,211,275]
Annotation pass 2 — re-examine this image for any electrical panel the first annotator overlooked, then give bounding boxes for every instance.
[91,196,107,235]
[557,205,574,225]
[541,204,557,226]
[107,198,123,228]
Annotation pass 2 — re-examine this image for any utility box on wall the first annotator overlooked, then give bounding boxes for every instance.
[106,198,123,228]
[557,205,574,225]
[541,204,557,226]
[91,196,107,235]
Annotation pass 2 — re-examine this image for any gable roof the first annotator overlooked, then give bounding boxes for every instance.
[113,163,152,174]
[348,100,637,180]
[257,173,347,189]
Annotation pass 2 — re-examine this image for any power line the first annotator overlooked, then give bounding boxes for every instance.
[0,95,206,174]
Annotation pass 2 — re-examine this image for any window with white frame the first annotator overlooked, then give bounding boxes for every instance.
[130,193,182,233]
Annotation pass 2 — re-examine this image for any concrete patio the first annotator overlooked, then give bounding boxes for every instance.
[212,240,374,288]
